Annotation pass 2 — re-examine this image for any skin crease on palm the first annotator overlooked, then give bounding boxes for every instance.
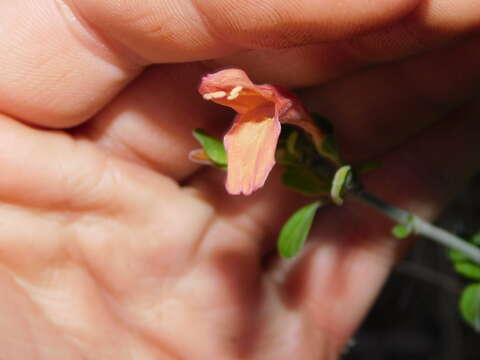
[0,0,480,359]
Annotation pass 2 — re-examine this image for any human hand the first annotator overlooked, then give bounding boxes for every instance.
[1,1,479,358]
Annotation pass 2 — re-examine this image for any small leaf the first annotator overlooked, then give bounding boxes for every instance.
[448,233,480,264]
[392,224,410,239]
[392,215,414,239]
[192,129,227,168]
[286,131,300,157]
[278,201,322,258]
[320,134,341,163]
[448,249,469,263]
[309,113,341,163]
[454,263,480,280]
[460,283,480,332]
[282,166,329,196]
[331,165,352,205]
[275,148,298,167]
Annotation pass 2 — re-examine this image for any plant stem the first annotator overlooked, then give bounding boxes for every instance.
[352,190,480,264]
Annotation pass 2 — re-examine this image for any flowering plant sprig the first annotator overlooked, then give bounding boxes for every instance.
[190,69,480,329]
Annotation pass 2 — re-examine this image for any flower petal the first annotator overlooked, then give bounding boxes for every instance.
[270,86,326,145]
[224,114,281,195]
[280,105,325,146]
[199,69,256,96]
[200,69,325,144]
[199,69,277,114]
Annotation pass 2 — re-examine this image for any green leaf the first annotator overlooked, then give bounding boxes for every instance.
[192,129,227,168]
[282,166,329,195]
[460,283,480,332]
[319,134,341,164]
[392,224,410,239]
[392,215,414,239]
[275,149,297,167]
[278,201,322,258]
[286,131,300,157]
[448,233,480,264]
[454,262,480,280]
[330,165,352,205]
[309,113,341,163]
[448,249,469,263]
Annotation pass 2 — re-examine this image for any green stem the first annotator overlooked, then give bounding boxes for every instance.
[353,190,480,264]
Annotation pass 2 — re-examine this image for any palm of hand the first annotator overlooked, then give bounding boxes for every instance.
[0,112,341,359]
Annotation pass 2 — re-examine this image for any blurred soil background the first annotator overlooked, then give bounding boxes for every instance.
[343,172,480,360]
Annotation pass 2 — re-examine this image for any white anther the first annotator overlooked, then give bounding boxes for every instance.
[227,86,243,100]
[203,91,227,100]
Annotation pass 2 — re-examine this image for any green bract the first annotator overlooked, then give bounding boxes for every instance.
[331,165,352,205]
[193,129,227,168]
[319,134,341,164]
[448,249,469,263]
[454,263,480,280]
[278,201,322,258]
[460,283,480,332]
[448,232,480,271]
[392,215,415,239]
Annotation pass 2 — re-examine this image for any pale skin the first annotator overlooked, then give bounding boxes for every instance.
[1,0,480,359]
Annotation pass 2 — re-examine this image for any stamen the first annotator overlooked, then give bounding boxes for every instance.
[227,86,243,100]
[203,91,227,100]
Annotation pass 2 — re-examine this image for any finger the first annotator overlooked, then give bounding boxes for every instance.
[0,114,214,296]
[1,0,417,128]
[302,35,480,163]
[0,113,124,211]
[206,0,480,87]
[0,0,139,128]
[76,63,229,180]
[204,44,361,88]
[78,35,480,180]
[342,0,480,63]
[0,112,205,224]
[72,0,418,56]
[276,99,480,354]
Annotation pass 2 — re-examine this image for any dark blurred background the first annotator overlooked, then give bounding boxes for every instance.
[343,173,480,360]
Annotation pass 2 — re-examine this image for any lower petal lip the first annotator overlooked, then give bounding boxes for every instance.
[224,115,280,195]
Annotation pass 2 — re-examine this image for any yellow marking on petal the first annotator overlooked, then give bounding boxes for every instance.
[203,91,227,100]
[224,116,280,195]
[227,86,243,100]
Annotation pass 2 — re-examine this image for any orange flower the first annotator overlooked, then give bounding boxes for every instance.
[198,69,325,195]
